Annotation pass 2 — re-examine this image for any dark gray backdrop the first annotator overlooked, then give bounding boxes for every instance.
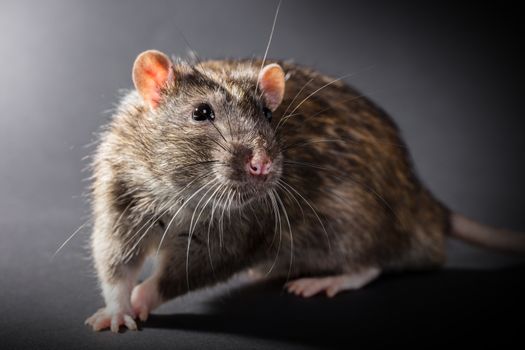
[1,1,524,349]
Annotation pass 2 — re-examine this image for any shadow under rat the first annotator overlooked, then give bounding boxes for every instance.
[138,265,525,348]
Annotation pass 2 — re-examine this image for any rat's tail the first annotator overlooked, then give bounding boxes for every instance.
[449,213,525,254]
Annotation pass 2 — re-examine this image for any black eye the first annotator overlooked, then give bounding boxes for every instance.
[263,107,272,123]
[192,103,215,122]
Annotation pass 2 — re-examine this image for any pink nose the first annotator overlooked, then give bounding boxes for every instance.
[247,151,272,176]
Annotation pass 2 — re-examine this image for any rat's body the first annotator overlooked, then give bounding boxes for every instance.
[86,52,525,332]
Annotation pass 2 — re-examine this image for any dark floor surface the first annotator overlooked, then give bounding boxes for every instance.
[1,212,524,349]
[3,241,525,349]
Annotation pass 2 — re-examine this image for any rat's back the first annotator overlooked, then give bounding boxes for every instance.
[234,60,450,273]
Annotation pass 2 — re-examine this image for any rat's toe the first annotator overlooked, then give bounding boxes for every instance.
[286,276,342,297]
[286,278,326,297]
[302,277,337,297]
[110,316,122,333]
[124,315,138,330]
[286,268,381,298]
[86,307,137,332]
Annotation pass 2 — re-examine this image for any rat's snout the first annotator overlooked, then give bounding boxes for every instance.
[246,149,272,176]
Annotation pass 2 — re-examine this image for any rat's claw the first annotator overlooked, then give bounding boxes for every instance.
[85,307,137,332]
[110,316,120,333]
[124,314,138,330]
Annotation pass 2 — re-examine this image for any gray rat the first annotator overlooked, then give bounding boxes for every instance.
[85,50,525,332]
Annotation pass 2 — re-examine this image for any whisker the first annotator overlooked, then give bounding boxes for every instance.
[274,189,294,283]
[174,160,222,171]
[122,197,178,262]
[265,189,283,276]
[276,181,305,221]
[155,178,217,256]
[255,0,282,95]
[278,179,332,252]
[276,74,358,131]
[122,173,208,254]
[216,186,230,248]
[219,188,234,248]
[173,22,201,64]
[267,190,279,249]
[112,202,134,231]
[282,138,347,152]
[188,182,221,235]
[113,187,141,203]
[226,187,235,222]
[208,136,230,154]
[225,111,234,143]
[186,180,221,289]
[280,76,315,119]
[208,120,231,152]
[51,221,90,260]
[207,184,226,276]
[283,159,330,171]
[275,65,376,131]
[171,23,217,83]
[282,136,408,152]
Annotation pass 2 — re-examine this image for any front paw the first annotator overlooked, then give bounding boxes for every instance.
[131,278,162,322]
[85,307,137,332]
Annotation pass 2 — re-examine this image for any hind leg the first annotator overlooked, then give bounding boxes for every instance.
[285,266,381,298]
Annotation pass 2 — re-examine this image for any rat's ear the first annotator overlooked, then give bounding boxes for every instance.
[132,50,174,109]
[258,63,285,111]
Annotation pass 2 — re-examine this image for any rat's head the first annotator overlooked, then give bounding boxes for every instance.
[132,50,285,208]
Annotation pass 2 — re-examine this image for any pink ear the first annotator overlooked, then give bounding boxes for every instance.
[258,63,285,111]
[132,50,173,109]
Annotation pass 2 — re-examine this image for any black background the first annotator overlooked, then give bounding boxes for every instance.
[1,1,524,348]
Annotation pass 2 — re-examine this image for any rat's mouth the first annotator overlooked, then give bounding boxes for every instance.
[177,172,279,215]
[222,182,275,209]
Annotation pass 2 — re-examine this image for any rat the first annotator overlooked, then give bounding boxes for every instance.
[84,49,525,332]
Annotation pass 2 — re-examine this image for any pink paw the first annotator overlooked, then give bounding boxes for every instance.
[286,276,349,298]
[85,307,137,332]
[285,268,381,298]
[246,268,264,280]
[131,279,161,322]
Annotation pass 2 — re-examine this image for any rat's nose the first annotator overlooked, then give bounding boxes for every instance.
[247,150,272,176]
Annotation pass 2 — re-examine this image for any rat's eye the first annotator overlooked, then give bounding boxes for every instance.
[263,107,272,123]
[193,103,215,122]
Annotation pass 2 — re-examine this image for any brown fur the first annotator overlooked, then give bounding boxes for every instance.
[90,58,449,303]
